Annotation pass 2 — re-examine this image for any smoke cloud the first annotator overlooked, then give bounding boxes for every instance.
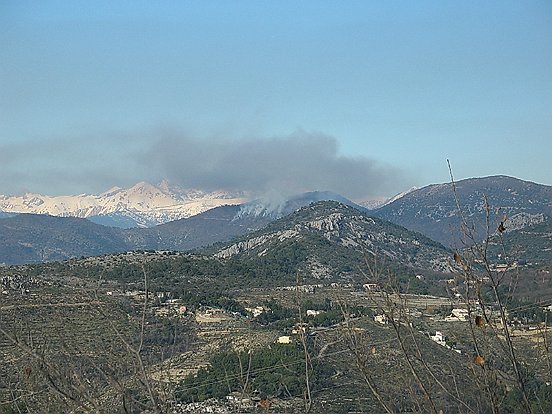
[142,130,406,199]
[0,129,408,199]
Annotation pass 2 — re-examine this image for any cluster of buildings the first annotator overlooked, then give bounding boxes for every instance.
[1,273,35,295]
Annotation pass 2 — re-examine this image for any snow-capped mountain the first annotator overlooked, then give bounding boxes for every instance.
[0,181,249,228]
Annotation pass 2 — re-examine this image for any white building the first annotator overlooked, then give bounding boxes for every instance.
[374,314,388,325]
[245,306,267,317]
[277,336,293,344]
[430,331,447,346]
[445,308,469,321]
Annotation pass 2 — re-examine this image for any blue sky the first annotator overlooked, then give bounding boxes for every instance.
[1,1,550,198]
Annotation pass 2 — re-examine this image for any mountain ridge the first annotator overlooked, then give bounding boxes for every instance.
[0,181,248,228]
[0,192,370,264]
[211,201,451,274]
[373,175,552,247]
[1,175,550,266]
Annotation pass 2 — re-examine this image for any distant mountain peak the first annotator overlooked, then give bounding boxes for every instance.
[128,181,163,194]
[100,186,123,197]
[0,181,249,228]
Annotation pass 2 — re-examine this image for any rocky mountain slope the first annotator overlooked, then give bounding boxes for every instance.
[113,191,368,252]
[0,181,248,228]
[0,194,368,265]
[213,201,451,274]
[373,176,552,247]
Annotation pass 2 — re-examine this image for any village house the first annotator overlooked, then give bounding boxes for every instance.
[445,308,469,321]
[374,314,388,325]
[363,283,380,292]
[205,308,225,316]
[245,306,267,317]
[430,331,447,346]
[306,309,322,317]
[277,336,293,344]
